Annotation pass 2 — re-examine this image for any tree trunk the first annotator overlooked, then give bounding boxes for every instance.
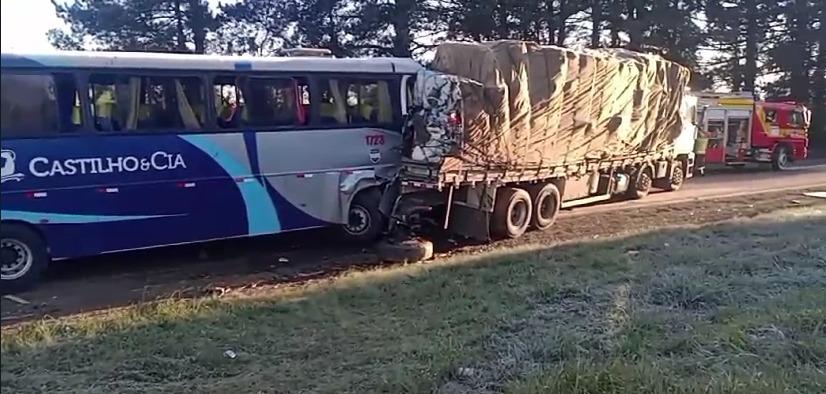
[743,1,759,92]
[591,0,601,48]
[188,0,207,54]
[391,0,413,57]
[556,0,567,46]
[174,0,187,52]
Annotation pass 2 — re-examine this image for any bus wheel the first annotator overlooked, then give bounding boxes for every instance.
[1,224,48,294]
[491,187,532,239]
[627,165,653,200]
[528,183,560,231]
[772,145,791,171]
[340,189,385,243]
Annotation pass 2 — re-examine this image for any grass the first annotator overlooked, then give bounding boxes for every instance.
[2,206,825,393]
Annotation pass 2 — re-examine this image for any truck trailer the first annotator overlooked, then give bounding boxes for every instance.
[382,41,698,245]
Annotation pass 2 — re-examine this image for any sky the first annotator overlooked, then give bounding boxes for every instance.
[0,0,229,52]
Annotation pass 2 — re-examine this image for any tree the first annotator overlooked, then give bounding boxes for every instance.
[51,0,216,53]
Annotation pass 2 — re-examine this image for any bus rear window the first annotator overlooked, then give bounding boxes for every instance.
[1,73,79,137]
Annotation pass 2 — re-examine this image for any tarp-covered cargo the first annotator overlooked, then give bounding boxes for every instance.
[411,40,692,172]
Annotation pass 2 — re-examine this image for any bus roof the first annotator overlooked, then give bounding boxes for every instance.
[0,50,424,74]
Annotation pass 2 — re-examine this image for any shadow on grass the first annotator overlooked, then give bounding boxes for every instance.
[2,209,825,394]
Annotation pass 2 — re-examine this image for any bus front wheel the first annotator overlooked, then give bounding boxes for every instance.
[1,224,48,294]
[339,189,385,244]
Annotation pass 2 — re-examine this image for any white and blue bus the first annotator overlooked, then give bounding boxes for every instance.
[1,51,421,291]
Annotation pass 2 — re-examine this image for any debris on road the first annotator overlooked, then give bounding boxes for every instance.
[223,350,237,359]
[803,192,826,199]
[277,257,290,263]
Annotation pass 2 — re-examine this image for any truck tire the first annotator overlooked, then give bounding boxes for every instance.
[627,165,653,200]
[376,238,433,263]
[772,145,791,171]
[656,162,685,192]
[339,188,385,243]
[1,224,49,294]
[528,183,561,231]
[491,187,532,239]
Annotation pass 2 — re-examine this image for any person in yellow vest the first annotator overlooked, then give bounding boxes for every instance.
[95,88,117,130]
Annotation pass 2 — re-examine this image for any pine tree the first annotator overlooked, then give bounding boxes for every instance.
[51,0,216,53]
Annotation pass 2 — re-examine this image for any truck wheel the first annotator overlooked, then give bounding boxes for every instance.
[528,183,561,231]
[627,165,653,200]
[772,145,791,171]
[1,224,48,294]
[376,238,433,263]
[339,189,385,243]
[491,188,532,239]
[657,162,685,192]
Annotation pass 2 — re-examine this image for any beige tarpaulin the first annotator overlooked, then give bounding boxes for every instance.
[430,40,692,169]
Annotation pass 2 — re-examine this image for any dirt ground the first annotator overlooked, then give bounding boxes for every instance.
[1,188,824,325]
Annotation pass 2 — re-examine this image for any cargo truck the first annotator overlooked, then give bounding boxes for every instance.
[379,41,698,251]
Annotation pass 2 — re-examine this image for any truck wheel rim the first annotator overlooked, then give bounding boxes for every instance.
[539,194,556,220]
[345,205,370,235]
[511,200,529,228]
[1,238,33,281]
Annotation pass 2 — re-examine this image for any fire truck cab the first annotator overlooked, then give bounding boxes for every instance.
[697,92,810,170]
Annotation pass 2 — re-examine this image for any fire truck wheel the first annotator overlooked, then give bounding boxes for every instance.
[491,187,532,239]
[1,223,48,294]
[527,183,561,231]
[627,165,653,200]
[772,145,791,171]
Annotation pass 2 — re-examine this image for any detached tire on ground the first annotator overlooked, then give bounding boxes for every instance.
[1,224,48,294]
[375,238,433,263]
[490,187,532,239]
[627,165,653,200]
[772,144,791,171]
[339,188,385,243]
[527,183,561,231]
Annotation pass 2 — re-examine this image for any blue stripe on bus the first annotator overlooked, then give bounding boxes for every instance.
[1,210,183,224]
[179,134,280,235]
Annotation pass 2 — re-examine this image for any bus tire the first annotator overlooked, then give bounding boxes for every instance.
[772,144,791,171]
[1,224,48,294]
[528,183,560,231]
[491,187,532,239]
[627,165,653,200]
[339,188,385,243]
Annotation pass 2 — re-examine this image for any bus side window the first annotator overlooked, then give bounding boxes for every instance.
[318,78,394,126]
[90,74,205,132]
[0,73,75,137]
[214,76,245,129]
[244,77,309,128]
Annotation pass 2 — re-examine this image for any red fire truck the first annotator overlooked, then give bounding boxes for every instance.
[697,92,810,170]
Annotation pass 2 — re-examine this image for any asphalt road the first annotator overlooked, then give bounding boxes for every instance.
[565,162,826,216]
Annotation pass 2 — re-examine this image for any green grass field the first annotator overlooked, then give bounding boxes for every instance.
[2,206,825,393]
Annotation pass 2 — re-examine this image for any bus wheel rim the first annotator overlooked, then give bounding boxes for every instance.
[345,205,370,235]
[1,238,33,281]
